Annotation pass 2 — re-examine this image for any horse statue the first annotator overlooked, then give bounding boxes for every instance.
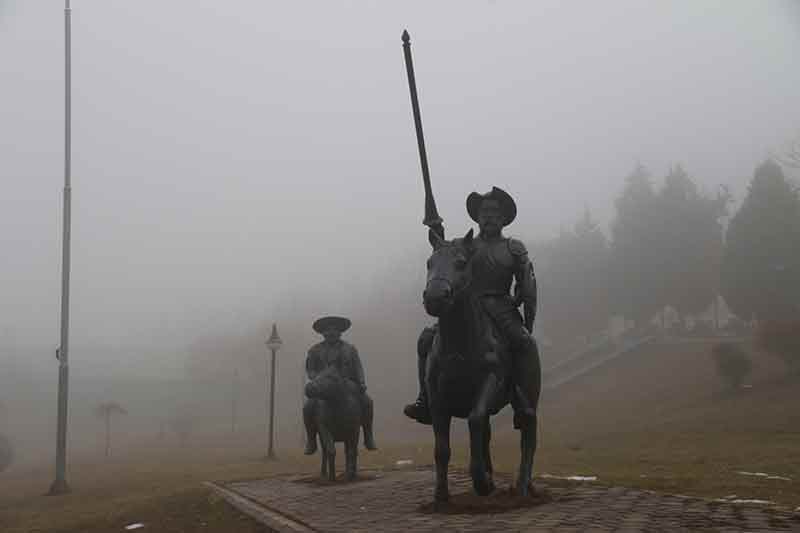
[423,228,540,503]
[304,365,362,481]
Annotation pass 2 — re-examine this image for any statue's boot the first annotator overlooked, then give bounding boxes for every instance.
[404,334,434,425]
[403,395,432,425]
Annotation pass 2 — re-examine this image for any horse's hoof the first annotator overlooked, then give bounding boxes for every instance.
[472,475,492,496]
[516,481,534,497]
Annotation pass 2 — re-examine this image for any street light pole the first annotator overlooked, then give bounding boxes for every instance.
[265,324,282,460]
[49,0,72,496]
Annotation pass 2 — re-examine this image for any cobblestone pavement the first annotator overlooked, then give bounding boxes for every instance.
[214,468,800,532]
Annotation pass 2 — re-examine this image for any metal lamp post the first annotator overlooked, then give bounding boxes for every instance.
[265,324,282,460]
[49,0,73,496]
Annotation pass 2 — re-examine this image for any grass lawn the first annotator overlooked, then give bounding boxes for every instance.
[1,340,798,531]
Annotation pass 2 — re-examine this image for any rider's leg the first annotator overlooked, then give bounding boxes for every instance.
[303,398,318,455]
[497,311,541,430]
[361,392,377,450]
[403,326,436,424]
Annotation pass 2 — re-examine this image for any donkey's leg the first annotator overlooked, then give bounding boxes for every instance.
[468,373,499,496]
[319,426,336,482]
[345,436,358,481]
[432,412,452,504]
[328,442,336,482]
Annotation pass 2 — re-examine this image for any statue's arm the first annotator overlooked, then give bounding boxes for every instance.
[350,346,367,392]
[510,239,537,332]
[306,348,321,380]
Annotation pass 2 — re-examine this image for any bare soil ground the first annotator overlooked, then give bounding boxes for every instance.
[1,340,798,532]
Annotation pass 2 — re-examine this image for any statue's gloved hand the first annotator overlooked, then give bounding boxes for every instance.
[359,383,367,394]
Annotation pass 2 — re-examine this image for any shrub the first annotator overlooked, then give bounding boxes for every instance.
[712,342,753,389]
[756,320,800,376]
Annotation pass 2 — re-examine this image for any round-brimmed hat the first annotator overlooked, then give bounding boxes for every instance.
[466,186,517,227]
[312,316,352,334]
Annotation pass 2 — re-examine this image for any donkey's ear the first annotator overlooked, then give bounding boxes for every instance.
[463,228,474,247]
[428,228,445,249]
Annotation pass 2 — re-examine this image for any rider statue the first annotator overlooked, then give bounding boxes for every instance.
[304,316,377,453]
[404,186,540,429]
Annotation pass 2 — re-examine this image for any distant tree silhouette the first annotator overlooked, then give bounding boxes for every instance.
[540,209,611,344]
[655,165,730,322]
[610,163,664,325]
[721,160,800,321]
[94,402,128,458]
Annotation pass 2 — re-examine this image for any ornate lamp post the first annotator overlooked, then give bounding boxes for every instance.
[265,324,282,460]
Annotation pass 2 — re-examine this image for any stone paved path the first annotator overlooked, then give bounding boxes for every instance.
[210,468,800,532]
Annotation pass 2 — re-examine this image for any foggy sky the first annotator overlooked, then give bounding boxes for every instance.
[1,1,799,378]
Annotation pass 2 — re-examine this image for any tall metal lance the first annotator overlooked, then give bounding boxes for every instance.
[49,0,72,495]
[402,30,443,237]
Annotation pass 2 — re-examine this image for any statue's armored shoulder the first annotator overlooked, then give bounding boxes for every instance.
[508,238,528,257]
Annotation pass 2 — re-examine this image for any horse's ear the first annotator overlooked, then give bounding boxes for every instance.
[463,228,474,248]
[428,228,445,249]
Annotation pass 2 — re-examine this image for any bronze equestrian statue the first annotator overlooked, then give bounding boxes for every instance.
[406,188,542,501]
[401,31,540,502]
[303,316,377,477]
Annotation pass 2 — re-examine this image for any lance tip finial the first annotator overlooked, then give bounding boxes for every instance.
[402,29,410,43]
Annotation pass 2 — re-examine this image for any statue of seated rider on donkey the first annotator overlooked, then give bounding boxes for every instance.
[303,316,377,481]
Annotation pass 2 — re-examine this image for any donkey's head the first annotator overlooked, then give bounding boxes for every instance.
[305,365,347,401]
[423,228,475,317]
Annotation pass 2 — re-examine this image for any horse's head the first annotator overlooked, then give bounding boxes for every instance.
[305,365,347,401]
[423,228,475,317]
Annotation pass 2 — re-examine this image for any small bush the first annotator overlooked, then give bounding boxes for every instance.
[712,342,752,389]
[756,320,800,376]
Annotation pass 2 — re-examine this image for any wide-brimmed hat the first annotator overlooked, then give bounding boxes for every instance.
[312,316,352,334]
[466,186,517,226]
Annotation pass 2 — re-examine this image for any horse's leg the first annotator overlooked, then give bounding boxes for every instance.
[517,412,538,497]
[514,338,542,496]
[483,420,495,493]
[431,411,452,504]
[468,373,499,496]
